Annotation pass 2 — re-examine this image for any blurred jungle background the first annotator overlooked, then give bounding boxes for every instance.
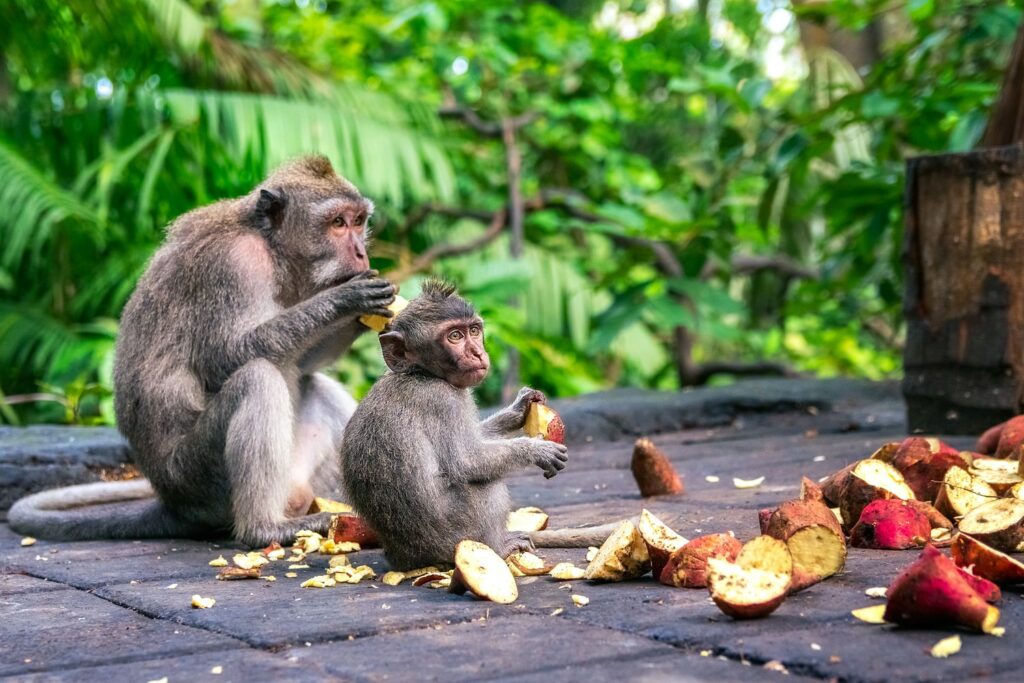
[0,0,1019,425]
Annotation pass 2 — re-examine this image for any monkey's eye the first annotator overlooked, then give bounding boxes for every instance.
[447,330,464,343]
[468,325,482,337]
[332,215,346,227]
[356,213,367,226]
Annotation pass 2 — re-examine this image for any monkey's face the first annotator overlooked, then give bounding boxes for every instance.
[300,194,374,289]
[435,317,490,389]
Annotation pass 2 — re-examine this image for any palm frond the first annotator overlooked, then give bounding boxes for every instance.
[0,142,99,269]
[163,89,456,203]
[139,0,206,54]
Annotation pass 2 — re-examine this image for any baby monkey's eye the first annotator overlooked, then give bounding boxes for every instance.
[447,330,464,342]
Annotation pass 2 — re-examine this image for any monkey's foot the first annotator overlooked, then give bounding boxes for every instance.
[499,532,535,558]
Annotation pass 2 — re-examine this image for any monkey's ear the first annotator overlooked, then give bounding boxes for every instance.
[253,188,288,233]
[379,331,413,372]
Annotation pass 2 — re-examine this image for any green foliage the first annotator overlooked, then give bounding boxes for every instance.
[0,0,1019,423]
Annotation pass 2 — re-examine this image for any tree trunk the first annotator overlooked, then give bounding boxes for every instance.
[903,145,1024,434]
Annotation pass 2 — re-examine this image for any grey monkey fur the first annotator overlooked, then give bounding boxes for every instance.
[341,281,575,570]
[9,156,394,546]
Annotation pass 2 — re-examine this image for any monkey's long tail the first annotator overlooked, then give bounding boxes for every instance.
[529,521,624,548]
[8,480,197,541]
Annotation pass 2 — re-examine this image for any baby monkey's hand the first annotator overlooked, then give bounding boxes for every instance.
[508,386,547,425]
[530,439,568,479]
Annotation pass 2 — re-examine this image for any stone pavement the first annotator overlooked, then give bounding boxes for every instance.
[1,378,1020,682]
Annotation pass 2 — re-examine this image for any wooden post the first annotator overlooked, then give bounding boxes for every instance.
[903,144,1024,434]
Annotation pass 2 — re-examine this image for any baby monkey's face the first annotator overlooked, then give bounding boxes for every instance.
[438,317,489,389]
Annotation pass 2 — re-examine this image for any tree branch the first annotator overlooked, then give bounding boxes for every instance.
[702,254,817,280]
[385,207,508,281]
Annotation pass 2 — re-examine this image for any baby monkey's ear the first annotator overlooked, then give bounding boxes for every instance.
[380,331,413,372]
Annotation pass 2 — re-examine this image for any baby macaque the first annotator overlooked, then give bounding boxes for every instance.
[341,280,568,569]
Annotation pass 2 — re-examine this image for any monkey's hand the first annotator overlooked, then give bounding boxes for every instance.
[327,270,396,320]
[509,386,546,423]
[528,439,568,479]
[480,387,546,437]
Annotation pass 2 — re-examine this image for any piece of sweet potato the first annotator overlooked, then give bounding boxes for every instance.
[838,459,916,528]
[327,514,379,547]
[849,499,931,550]
[934,466,998,519]
[956,498,1024,553]
[763,495,846,591]
[631,438,684,497]
[706,536,792,620]
[995,415,1024,458]
[637,509,687,579]
[583,520,651,581]
[951,533,1024,585]
[449,540,518,604]
[659,533,741,588]
[884,545,1000,633]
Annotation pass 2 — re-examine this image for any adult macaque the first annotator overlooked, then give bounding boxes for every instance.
[342,280,600,571]
[10,156,393,546]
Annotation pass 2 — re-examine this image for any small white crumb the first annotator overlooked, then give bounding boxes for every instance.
[550,608,564,616]
[704,475,720,483]
[810,643,821,651]
[20,537,37,547]
[733,476,765,489]
[34,555,48,562]
[191,594,216,609]
[865,587,887,598]
[813,455,826,462]
[165,584,178,590]
[210,665,223,675]
[571,594,589,607]
[147,678,168,683]
[930,634,961,658]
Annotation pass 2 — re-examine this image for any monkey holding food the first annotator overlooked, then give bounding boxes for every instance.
[11,156,393,546]
[342,280,583,570]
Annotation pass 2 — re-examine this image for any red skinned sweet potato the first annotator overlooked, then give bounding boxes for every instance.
[995,415,1024,458]
[884,545,1001,633]
[849,499,931,550]
[328,514,380,547]
[659,533,741,588]
[952,533,1024,585]
[637,509,687,579]
[763,496,846,592]
[976,421,1005,455]
[631,438,684,497]
[706,536,792,620]
[888,442,970,503]
[957,498,1024,553]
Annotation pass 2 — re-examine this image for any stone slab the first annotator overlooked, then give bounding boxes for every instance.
[2,537,243,589]
[0,587,243,677]
[286,613,669,682]
[14,649,331,683]
[0,426,132,512]
[494,649,823,683]
[94,552,515,649]
[0,573,67,596]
